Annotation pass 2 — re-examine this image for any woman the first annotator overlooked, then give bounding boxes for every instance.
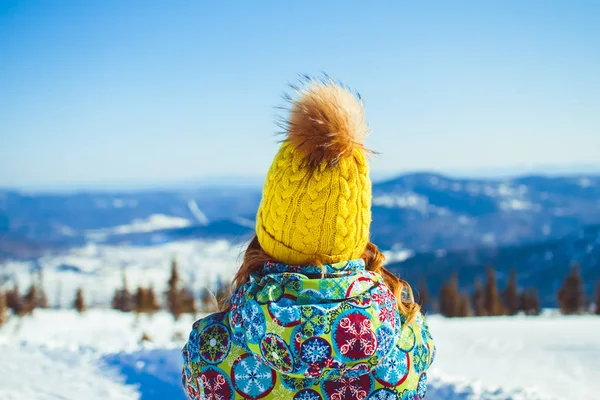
[182,78,435,399]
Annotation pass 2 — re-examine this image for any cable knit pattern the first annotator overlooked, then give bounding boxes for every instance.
[256,144,370,265]
[256,82,372,265]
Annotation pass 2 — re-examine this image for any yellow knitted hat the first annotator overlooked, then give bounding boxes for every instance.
[256,79,372,265]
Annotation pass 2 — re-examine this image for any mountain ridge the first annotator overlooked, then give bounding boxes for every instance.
[1,172,599,260]
[387,223,600,307]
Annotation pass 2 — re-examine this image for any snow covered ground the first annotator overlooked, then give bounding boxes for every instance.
[1,310,597,399]
[426,314,599,399]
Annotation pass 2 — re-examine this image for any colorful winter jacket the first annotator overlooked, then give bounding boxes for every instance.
[182,259,435,399]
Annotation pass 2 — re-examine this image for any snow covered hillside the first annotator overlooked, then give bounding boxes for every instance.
[3,174,600,259]
[2,240,246,308]
[1,239,413,309]
[1,310,597,399]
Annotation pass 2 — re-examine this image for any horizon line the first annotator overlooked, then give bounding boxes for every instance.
[2,163,600,194]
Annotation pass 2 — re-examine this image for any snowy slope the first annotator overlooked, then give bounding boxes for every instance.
[2,239,246,308]
[1,310,597,399]
[0,345,138,400]
[426,313,599,399]
[84,214,194,241]
[0,311,194,400]
[3,174,600,258]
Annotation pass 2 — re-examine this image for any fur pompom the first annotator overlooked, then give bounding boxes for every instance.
[285,78,370,167]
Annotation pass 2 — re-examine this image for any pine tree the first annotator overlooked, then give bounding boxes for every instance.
[20,268,43,314]
[134,287,147,314]
[147,287,161,314]
[6,283,22,315]
[166,259,183,319]
[22,284,37,316]
[595,281,600,316]
[440,274,460,317]
[528,288,541,316]
[134,286,159,314]
[558,264,585,314]
[0,291,7,326]
[518,290,529,314]
[472,276,486,316]
[74,288,86,313]
[112,289,124,311]
[484,266,504,316]
[503,269,519,316]
[457,293,472,317]
[112,268,133,312]
[418,279,430,313]
[181,288,198,315]
[168,259,180,287]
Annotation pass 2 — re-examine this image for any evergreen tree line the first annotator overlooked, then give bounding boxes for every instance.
[110,259,230,319]
[0,259,230,326]
[557,264,596,315]
[419,264,600,318]
[2,261,599,327]
[0,268,49,324]
[0,267,88,323]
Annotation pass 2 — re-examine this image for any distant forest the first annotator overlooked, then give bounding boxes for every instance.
[419,264,599,317]
[1,260,599,328]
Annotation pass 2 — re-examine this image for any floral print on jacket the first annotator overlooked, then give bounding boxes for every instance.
[182,259,435,399]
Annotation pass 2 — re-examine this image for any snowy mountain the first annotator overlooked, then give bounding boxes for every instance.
[2,175,599,400]
[0,188,259,258]
[2,239,245,309]
[370,173,600,251]
[387,224,600,307]
[1,173,600,259]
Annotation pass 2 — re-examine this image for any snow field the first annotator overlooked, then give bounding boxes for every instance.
[1,310,597,399]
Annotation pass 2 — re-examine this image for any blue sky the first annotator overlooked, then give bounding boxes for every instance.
[1,1,599,189]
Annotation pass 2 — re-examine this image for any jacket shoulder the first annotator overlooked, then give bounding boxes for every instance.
[398,312,435,392]
[182,311,231,362]
[181,312,234,396]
